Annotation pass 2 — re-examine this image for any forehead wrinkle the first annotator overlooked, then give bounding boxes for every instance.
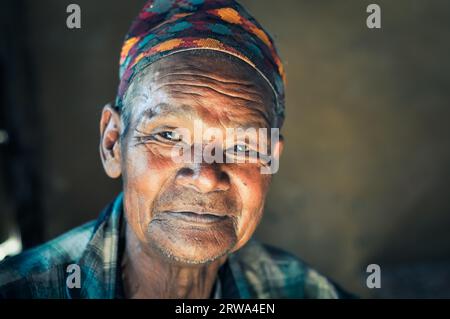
[127,90,271,132]
[155,53,264,84]
[188,97,270,130]
[152,58,273,103]
[151,81,272,128]
[156,72,256,89]
[153,82,262,105]
[150,66,267,99]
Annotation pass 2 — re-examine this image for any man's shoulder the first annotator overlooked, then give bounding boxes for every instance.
[0,221,95,298]
[229,239,351,298]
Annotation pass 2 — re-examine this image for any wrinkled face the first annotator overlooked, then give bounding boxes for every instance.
[102,51,283,265]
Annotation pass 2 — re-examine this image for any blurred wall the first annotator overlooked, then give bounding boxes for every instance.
[5,0,450,297]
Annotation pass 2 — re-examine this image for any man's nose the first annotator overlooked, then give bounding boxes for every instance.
[175,164,230,193]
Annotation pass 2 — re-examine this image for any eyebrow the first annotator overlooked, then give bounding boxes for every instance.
[239,111,271,129]
[140,102,197,120]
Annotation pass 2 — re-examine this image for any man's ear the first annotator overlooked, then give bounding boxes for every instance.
[99,103,122,178]
[273,134,284,159]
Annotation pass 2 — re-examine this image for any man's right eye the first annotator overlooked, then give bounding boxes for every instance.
[155,131,182,142]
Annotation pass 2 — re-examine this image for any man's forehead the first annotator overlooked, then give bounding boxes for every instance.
[124,54,274,128]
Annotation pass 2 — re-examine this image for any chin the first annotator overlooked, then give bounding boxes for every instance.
[146,218,238,265]
[156,245,231,265]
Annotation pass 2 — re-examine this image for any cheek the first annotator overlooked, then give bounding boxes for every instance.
[230,165,271,249]
[122,145,176,242]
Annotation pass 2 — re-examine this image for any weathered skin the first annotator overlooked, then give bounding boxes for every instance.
[99,51,283,298]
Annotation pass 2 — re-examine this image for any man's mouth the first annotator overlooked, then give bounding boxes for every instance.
[165,211,229,224]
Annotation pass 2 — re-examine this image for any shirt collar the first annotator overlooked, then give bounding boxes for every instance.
[67,193,124,299]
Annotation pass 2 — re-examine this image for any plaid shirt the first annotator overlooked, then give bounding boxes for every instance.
[0,193,348,299]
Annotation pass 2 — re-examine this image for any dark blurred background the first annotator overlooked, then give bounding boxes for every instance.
[1,0,450,298]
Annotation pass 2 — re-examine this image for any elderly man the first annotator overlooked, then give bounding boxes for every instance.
[0,0,347,298]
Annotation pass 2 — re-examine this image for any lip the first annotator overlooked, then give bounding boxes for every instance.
[165,211,229,224]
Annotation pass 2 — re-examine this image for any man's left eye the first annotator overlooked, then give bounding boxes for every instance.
[234,144,249,153]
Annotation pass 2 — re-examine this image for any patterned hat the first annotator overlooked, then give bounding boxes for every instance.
[117,0,286,122]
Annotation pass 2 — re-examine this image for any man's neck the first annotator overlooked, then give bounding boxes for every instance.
[121,223,226,299]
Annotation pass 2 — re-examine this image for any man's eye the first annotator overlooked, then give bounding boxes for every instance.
[156,131,182,142]
[225,144,253,157]
[234,144,249,153]
[225,144,269,164]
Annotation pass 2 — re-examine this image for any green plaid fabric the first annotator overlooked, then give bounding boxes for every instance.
[0,193,348,299]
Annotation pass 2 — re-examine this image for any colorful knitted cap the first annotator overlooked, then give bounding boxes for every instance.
[117,0,286,122]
